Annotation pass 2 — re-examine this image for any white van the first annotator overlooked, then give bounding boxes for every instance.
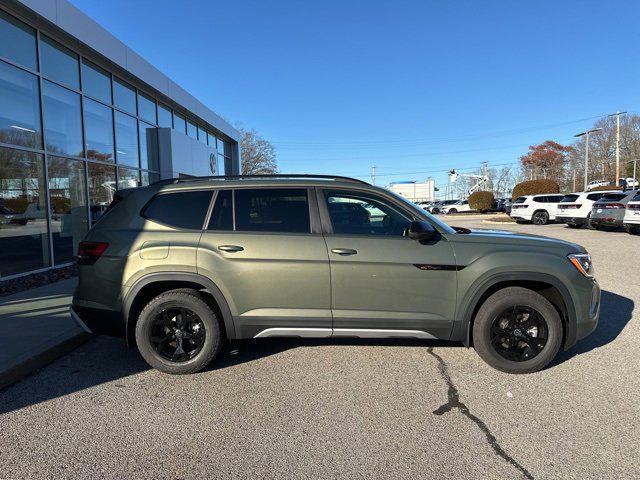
[509,194,564,225]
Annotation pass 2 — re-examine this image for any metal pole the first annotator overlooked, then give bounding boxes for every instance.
[573,169,576,192]
[584,132,590,191]
[634,159,637,188]
[615,112,620,186]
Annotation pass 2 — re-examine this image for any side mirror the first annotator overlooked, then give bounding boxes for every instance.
[407,220,437,242]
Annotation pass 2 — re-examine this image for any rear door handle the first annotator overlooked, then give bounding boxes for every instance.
[218,245,244,253]
[331,248,357,256]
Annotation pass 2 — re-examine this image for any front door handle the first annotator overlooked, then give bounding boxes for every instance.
[331,248,357,256]
[218,245,244,253]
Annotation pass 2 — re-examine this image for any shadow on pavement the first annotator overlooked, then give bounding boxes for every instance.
[554,289,634,365]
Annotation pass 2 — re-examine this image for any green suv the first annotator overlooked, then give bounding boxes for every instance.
[71,175,600,374]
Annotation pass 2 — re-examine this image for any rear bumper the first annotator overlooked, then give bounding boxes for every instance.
[70,305,126,338]
[556,216,586,226]
[589,216,624,227]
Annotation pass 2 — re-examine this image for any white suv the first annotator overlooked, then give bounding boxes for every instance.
[509,194,563,225]
[623,191,640,234]
[441,199,472,214]
[556,190,620,228]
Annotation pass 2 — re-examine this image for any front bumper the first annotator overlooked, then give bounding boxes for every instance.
[574,280,600,343]
[70,305,126,338]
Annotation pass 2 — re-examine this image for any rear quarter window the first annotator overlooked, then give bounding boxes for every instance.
[142,190,213,229]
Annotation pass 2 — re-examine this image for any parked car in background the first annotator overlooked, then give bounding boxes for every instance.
[428,199,458,214]
[586,180,611,191]
[620,178,639,190]
[416,201,433,211]
[509,194,563,225]
[590,190,639,231]
[441,199,472,214]
[623,191,640,234]
[504,198,513,215]
[556,191,620,229]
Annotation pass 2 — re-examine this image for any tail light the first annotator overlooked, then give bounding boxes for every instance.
[512,204,528,209]
[601,203,625,209]
[77,241,109,265]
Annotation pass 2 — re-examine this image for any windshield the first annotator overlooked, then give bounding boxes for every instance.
[560,194,579,203]
[601,193,626,201]
[633,193,640,201]
[386,190,456,234]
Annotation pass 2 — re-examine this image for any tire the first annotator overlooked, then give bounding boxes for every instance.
[448,208,458,214]
[532,210,549,225]
[472,287,563,374]
[135,289,222,374]
[626,225,640,235]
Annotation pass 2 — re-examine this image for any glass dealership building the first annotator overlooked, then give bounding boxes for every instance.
[0,0,241,278]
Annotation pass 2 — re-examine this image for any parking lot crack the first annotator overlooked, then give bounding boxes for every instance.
[427,348,534,480]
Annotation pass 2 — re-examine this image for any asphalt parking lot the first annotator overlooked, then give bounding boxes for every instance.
[1,216,638,479]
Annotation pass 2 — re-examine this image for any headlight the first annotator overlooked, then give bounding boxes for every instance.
[568,253,593,277]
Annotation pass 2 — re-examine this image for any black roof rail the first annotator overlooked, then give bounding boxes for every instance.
[152,174,370,186]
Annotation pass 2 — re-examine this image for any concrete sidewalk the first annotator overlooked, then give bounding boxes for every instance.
[0,278,90,390]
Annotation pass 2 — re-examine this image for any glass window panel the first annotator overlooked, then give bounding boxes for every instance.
[218,138,229,156]
[207,131,216,146]
[235,189,310,233]
[198,126,207,144]
[323,190,412,236]
[138,120,158,171]
[0,148,49,276]
[137,92,156,123]
[42,80,83,157]
[81,59,111,104]
[186,120,197,139]
[173,112,186,133]
[48,156,87,264]
[157,103,172,128]
[40,35,79,89]
[143,190,212,229]
[113,77,136,114]
[117,166,140,189]
[0,60,41,148]
[87,162,116,225]
[115,111,139,167]
[0,10,37,70]
[142,172,159,186]
[207,190,233,230]
[84,98,114,162]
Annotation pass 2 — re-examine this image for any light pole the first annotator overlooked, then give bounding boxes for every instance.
[607,112,627,186]
[575,128,602,191]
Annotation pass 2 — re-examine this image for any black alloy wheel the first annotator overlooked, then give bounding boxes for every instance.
[490,305,548,362]
[150,307,206,363]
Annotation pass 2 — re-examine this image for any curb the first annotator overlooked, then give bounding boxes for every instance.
[0,332,91,391]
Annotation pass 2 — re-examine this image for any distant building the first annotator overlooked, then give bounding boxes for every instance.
[386,179,436,203]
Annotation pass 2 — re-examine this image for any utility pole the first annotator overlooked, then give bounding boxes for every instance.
[371,165,376,186]
[575,128,602,191]
[573,169,576,192]
[608,111,627,186]
[634,159,637,188]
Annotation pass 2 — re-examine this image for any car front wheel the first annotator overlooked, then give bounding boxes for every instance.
[472,287,563,374]
[135,289,222,374]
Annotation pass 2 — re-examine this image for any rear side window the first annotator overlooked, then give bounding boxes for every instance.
[549,195,563,203]
[533,196,547,203]
[143,190,212,229]
[208,190,233,231]
[235,188,310,233]
[561,194,579,203]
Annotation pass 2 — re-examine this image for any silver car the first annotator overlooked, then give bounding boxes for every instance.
[590,190,638,230]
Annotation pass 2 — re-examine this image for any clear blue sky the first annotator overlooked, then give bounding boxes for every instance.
[72,0,640,187]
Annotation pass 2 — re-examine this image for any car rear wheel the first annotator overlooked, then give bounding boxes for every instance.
[473,287,563,374]
[135,289,222,374]
[626,225,640,235]
[448,208,458,214]
[532,210,549,225]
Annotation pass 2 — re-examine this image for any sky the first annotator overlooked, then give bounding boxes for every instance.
[71,0,640,188]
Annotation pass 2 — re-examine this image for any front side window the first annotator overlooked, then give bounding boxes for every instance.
[143,190,212,230]
[324,190,412,236]
[235,188,310,233]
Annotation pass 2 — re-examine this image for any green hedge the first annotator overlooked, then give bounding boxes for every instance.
[468,191,495,212]
[512,179,559,201]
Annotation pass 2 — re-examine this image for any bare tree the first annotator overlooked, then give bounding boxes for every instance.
[238,127,278,175]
